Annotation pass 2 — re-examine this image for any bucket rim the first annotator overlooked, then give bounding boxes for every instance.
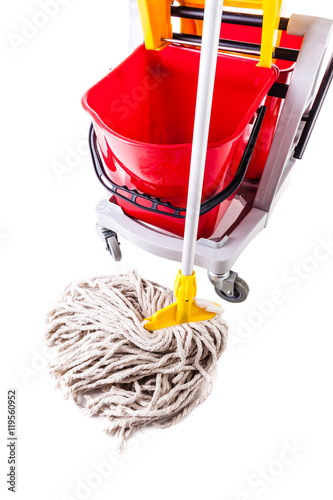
[81,46,280,150]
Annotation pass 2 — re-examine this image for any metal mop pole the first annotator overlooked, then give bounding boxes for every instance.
[181,0,224,277]
[144,0,225,330]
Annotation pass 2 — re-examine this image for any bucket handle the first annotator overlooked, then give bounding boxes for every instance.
[89,106,266,219]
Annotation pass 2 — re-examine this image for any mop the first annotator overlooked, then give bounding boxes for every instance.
[45,0,228,444]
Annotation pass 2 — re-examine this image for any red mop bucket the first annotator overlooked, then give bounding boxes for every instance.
[219,25,303,179]
[179,17,304,180]
[82,43,279,238]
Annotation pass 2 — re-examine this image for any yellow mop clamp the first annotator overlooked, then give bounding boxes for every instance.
[144,271,219,331]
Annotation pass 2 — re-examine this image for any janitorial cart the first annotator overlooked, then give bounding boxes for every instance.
[82,0,333,306]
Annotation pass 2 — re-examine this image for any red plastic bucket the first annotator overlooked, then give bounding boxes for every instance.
[220,25,303,179]
[179,19,304,180]
[82,43,279,237]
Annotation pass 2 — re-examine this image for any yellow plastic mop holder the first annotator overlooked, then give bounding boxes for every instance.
[144,271,218,331]
[258,0,283,68]
[137,0,285,67]
[137,0,173,50]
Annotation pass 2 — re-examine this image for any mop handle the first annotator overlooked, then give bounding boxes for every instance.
[181,0,224,277]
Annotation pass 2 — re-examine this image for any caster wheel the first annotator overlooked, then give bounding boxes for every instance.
[105,234,122,262]
[214,277,249,303]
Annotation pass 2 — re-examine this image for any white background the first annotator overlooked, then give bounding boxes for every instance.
[1,1,333,499]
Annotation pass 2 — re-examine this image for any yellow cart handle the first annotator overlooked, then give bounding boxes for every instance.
[137,0,285,67]
[137,0,173,51]
[259,0,283,67]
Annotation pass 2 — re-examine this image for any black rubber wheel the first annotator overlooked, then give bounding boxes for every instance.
[214,277,249,303]
[105,235,122,262]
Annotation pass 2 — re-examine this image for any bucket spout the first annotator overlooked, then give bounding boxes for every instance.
[143,271,221,331]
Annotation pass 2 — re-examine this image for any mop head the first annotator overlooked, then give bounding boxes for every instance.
[45,271,228,444]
